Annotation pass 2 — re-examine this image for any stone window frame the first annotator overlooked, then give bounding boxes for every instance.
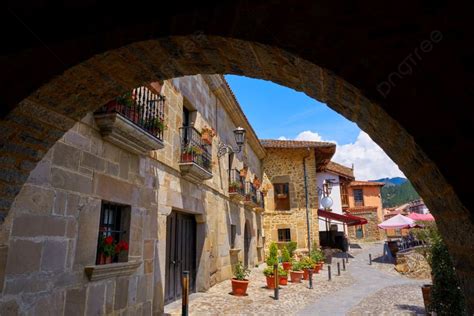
[277,228,291,242]
[95,201,131,265]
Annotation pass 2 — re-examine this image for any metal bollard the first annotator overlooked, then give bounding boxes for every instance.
[337,262,340,276]
[273,263,279,300]
[328,265,331,281]
[182,271,189,316]
[342,258,346,271]
[369,253,372,265]
[346,252,349,263]
[308,268,313,289]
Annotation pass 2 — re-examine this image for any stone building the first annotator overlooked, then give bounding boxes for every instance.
[260,140,335,251]
[0,75,266,314]
[345,181,385,241]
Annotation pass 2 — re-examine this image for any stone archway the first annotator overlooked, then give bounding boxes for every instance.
[0,35,472,310]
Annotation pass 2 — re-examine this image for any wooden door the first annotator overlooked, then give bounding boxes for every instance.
[165,211,197,304]
[244,221,251,267]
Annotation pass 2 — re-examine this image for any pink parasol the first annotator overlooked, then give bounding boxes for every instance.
[378,214,422,229]
[407,213,435,222]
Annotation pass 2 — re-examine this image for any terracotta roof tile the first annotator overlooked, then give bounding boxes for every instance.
[324,161,354,179]
[347,206,378,213]
[260,139,336,149]
[349,180,385,187]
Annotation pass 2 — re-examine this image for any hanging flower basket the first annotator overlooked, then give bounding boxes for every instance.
[201,126,216,145]
[240,167,248,177]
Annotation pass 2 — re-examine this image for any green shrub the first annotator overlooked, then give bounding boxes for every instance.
[266,242,279,267]
[281,246,291,263]
[430,238,466,315]
[278,266,288,277]
[291,261,302,271]
[263,266,274,277]
[310,248,325,262]
[299,256,315,269]
[287,241,297,257]
[233,261,250,281]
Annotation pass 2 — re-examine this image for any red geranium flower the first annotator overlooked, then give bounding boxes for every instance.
[105,236,114,245]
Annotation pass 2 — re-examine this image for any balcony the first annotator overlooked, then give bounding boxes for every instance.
[244,182,260,208]
[254,191,265,212]
[94,87,165,155]
[228,169,245,202]
[179,126,212,182]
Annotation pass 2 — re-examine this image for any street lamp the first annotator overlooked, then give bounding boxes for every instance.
[321,196,333,210]
[217,127,246,157]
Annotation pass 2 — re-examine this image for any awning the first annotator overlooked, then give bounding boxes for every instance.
[407,213,435,222]
[378,214,423,229]
[318,209,368,226]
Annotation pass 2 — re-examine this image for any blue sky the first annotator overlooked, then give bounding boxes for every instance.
[225,75,405,180]
[225,75,360,144]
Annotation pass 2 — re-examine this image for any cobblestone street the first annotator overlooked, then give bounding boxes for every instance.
[165,242,429,315]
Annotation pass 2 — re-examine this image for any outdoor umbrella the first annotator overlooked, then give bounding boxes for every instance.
[407,213,435,222]
[378,214,422,229]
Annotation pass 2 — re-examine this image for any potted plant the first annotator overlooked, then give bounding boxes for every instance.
[201,126,216,145]
[115,92,140,123]
[310,249,325,273]
[231,261,251,296]
[146,117,166,134]
[263,266,276,289]
[300,256,315,280]
[181,145,203,163]
[98,235,115,264]
[290,261,304,283]
[229,181,242,193]
[264,242,279,289]
[281,246,292,271]
[253,176,261,188]
[278,267,288,286]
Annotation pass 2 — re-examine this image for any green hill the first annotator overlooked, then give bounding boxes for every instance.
[381,180,420,208]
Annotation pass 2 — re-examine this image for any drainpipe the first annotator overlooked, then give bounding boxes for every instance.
[303,148,311,253]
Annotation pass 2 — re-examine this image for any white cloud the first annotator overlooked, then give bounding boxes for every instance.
[278,130,405,180]
[277,136,287,140]
[295,130,323,142]
[332,131,405,180]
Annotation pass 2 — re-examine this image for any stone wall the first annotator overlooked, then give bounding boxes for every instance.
[0,75,264,314]
[262,148,319,251]
[347,210,382,241]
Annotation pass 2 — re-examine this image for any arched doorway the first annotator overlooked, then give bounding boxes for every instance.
[2,3,473,309]
[244,220,251,268]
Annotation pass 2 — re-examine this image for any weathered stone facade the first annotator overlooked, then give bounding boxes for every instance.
[0,75,265,314]
[261,144,333,251]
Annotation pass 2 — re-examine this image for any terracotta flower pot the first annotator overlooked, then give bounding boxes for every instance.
[319,261,324,270]
[421,284,432,313]
[266,275,276,289]
[303,268,314,280]
[290,271,304,283]
[313,263,322,274]
[282,262,292,271]
[181,153,193,163]
[279,275,288,285]
[98,253,112,265]
[231,278,250,296]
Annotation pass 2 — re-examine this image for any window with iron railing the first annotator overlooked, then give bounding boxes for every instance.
[245,181,257,203]
[96,202,130,265]
[179,126,212,173]
[97,86,166,141]
[229,168,245,195]
[278,228,291,242]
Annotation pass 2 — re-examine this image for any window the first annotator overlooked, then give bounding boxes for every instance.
[96,202,130,265]
[274,183,290,210]
[230,224,237,249]
[278,228,291,242]
[353,189,364,206]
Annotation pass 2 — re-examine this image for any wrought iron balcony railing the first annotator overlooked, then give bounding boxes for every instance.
[179,126,212,174]
[228,169,245,196]
[97,86,165,141]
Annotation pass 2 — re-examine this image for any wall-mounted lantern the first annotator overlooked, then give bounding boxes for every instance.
[217,127,246,158]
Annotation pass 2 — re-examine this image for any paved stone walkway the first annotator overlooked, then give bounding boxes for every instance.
[298,243,429,315]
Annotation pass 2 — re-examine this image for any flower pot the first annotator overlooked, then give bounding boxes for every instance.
[266,275,276,289]
[231,278,250,296]
[98,253,112,265]
[303,268,314,280]
[201,132,213,145]
[282,262,292,271]
[279,275,288,286]
[319,261,324,270]
[181,153,193,163]
[421,284,432,313]
[313,263,322,274]
[290,271,304,283]
[240,169,247,177]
